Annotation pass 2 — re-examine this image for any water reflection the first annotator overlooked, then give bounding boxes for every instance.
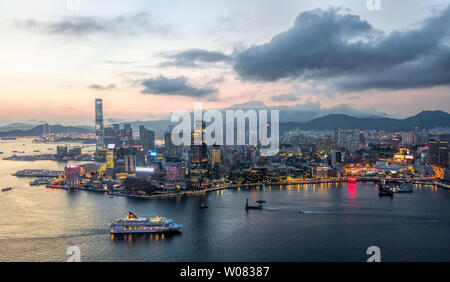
[110,232,181,243]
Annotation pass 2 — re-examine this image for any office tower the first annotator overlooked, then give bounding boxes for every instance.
[95,98,104,149]
[438,142,448,168]
[428,139,438,165]
[139,125,155,153]
[211,145,221,179]
[359,131,365,145]
[331,151,342,166]
[190,121,208,189]
[124,155,136,173]
[104,124,120,147]
[106,150,115,169]
[57,146,68,160]
[164,132,182,160]
[334,129,339,144]
[414,126,422,145]
[211,145,221,166]
[124,124,133,146]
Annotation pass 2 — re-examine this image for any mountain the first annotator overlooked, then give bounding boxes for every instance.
[0,124,93,137]
[0,123,39,132]
[0,111,448,137]
[286,110,450,131]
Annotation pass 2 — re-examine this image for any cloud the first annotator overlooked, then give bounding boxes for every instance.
[141,75,218,97]
[159,49,230,68]
[89,84,116,90]
[270,94,299,102]
[233,6,450,91]
[15,13,167,36]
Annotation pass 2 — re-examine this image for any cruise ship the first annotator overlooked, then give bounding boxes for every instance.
[110,212,183,234]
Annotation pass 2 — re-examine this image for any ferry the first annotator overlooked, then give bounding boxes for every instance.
[110,212,183,234]
[2,187,12,192]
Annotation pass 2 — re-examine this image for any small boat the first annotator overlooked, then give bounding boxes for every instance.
[393,182,413,193]
[256,200,266,204]
[379,187,394,197]
[245,198,262,210]
[30,178,51,186]
[199,202,208,209]
[2,187,12,192]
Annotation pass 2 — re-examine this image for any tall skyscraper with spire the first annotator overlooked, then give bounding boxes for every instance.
[95,98,104,150]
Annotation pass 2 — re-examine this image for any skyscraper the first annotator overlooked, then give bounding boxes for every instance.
[190,121,208,189]
[125,155,136,173]
[139,125,155,154]
[95,98,104,150]
[124,124,133,146]
[165,132,182,160]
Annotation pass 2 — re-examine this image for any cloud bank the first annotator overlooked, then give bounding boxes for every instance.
[15,13,166,36]
[141,75,218,97]
[159,49,230,68]
[234,6,450,91]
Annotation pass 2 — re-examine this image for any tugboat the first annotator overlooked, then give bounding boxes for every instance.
[245,198,262,210]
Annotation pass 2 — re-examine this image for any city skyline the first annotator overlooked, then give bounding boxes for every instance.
[0,0,449,126]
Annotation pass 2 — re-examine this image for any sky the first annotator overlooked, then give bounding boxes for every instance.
[0,0,449,126]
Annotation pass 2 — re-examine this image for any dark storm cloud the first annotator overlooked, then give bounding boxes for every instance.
[270,94,299,102]
[233,7,450,91]
[159,49,230,68]
[89,84,116,90]
[141,75,218,97]
[15,13,167,36]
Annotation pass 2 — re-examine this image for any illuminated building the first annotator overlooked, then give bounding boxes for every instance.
[95,98,104,149]
[211,145,221,166]
[437,143,448,168]
[124,155,136,173]
[165,163,186,181]
[190,121,208,189]
[65,165,81,187]
[106,150,115,169]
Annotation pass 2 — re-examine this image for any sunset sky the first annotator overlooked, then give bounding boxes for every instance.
[0,0,449,126]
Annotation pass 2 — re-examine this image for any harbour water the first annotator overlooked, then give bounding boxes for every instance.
[0,138,449,262]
